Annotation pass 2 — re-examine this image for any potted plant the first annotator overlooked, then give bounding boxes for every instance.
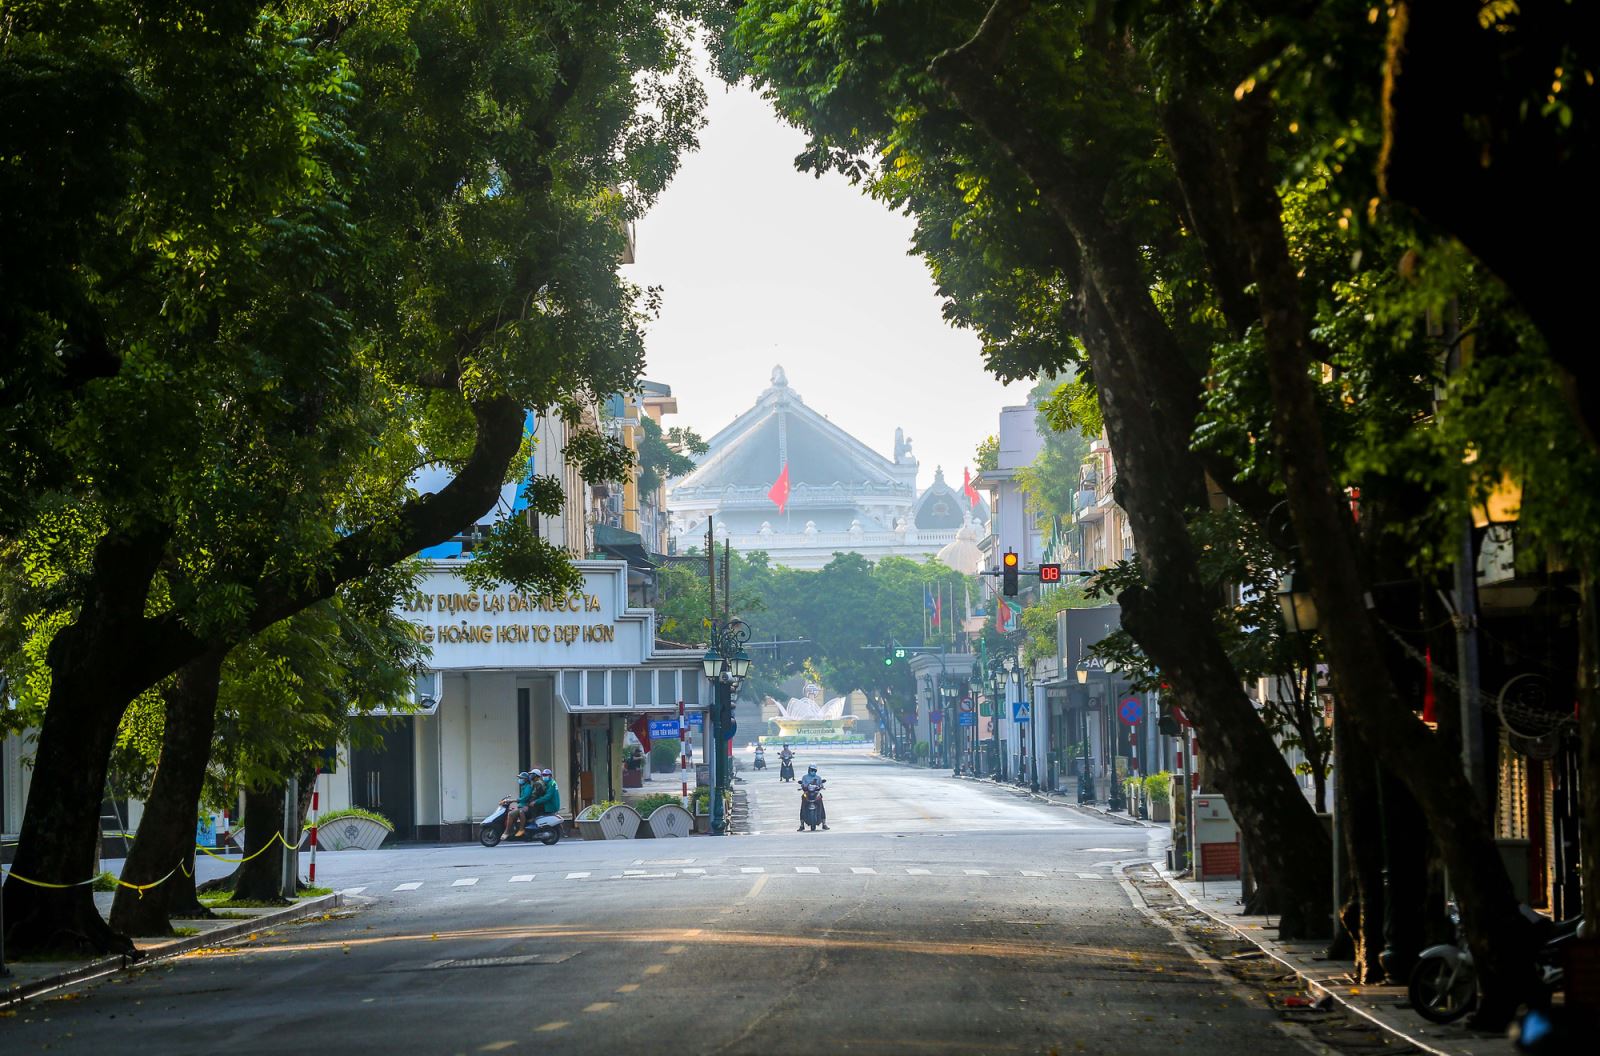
[313,807,394,850]
[650,739,681,774]
[635,793,693,838]
[692,787,711,834]
[623,746,645,788]
[576,802,618,841]
[1144,771,1172,822]
[577,801,642,839]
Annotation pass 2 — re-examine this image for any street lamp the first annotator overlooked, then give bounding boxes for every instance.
[702,619,752,835]
[1275,570,1320,635]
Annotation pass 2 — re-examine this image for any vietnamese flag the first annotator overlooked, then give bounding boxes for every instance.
[963,467,981,508]
[768,462,791,513]
[997,596,1015,633]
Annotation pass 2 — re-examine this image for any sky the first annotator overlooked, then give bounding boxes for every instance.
[629,67,1032,492]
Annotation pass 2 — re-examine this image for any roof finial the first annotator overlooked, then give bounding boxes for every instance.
[771,364,788,387]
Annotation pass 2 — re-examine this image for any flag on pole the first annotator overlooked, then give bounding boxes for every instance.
[933,586,942,629]
[997,596,1016,633]
[963,467,981,508]
[767,462,790,513]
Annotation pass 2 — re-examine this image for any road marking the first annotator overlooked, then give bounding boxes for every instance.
[906,868,931,875]
[740,866,765,873]
[480,1042,516,1052]
[535,1022,568,1032]
[665,945,687,954]
[583,1002,615,1013]
[616,983,640,993]
[1076,873,1103,880]
[1020,870,1046,877]
[624,869,648,875]
[1084,847,1135,852]
[795,866,820,874]
[510,874,535,883]
[964,869,990,876]
[452,877,479,887]
[682,867,706,874]
[565,872,591,880]
[340,887,367,895]
[743,874,770,901]
[851,867,877,875]
[642,964,667,975]
[394,882,423,891]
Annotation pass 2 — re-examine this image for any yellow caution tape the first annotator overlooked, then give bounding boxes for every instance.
[3,831,309,894]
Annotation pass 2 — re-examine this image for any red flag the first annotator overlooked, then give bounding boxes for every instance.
[628,715,652,753]
[933,590,942,629]
[1421,646,1437,724]
[963,467,980,508]
[767,462,790,513]
[997,597,1015,633]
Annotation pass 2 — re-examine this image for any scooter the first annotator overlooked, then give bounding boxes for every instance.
[779,757,795,782]
[1408,903,1585,1024]
[480,797,563,847]
[753,750,767,771]
[799,781,826,831]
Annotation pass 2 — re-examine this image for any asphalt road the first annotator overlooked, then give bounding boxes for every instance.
[3,749,1312,1055]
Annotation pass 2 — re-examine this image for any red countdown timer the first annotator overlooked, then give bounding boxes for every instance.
[1038,563,1062,583]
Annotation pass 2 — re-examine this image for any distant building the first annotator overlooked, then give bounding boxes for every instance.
[667,366,987,569]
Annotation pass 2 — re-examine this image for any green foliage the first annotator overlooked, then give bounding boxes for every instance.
[312,807,394,832]
[1144,772,1171,805]
[649,738,682,770]
[913,740,930,760]
[633,792,682,815]
[974,434,1000,472]
[90,871,120,893]
[638,417,708,497]
[1017,585,1095,667]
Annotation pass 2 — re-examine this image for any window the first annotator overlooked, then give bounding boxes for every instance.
[610,670,630,709]
[635,671,654,709]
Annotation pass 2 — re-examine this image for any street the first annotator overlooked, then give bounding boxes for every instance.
[2,751,1314,1056]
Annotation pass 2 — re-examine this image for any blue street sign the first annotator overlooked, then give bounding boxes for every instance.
[958,712,977,727]
[1012,701,1032,722]
[929,710,943,724]
[1118,697,1144,726]
[648,720,681,740]
[688,710,704,727]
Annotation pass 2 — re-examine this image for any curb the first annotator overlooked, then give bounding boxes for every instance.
[1150,870,1461,1056]
[1,892,344,1009]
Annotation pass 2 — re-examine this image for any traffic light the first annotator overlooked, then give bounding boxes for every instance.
[1038,562,1061,583]
[1002,550,1019,596]
[885,644,909,666]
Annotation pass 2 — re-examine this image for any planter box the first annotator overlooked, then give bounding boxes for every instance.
[643,804,693,839]
[622,768,644,788]
[319,816,391,851]
[1149,799,1171,823]
[693,811,711,835]
[577,818,607,841]
[578,804,642,840]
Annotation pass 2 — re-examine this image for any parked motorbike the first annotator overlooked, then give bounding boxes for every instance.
[1408,903,1585,1024]
[799,780,826,831]
[779,757,795,782]
[480,797,563,847]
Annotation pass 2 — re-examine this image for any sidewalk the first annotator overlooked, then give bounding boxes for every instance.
[1159,872,1513,1056]
[2,889,343,1008]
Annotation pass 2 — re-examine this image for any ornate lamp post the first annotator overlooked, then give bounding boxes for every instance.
[702,618,752,836]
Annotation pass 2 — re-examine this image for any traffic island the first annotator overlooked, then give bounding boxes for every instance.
[2,892,345,1010]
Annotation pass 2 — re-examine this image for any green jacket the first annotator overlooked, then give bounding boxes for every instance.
[533,781,560,815]
[516,781,535,807]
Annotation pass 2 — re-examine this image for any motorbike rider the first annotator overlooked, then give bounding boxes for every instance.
[530,767,561,820]
[754,744,766,768]
[798,764,829,830]
[505,771,536,839]
[779,744,794,765]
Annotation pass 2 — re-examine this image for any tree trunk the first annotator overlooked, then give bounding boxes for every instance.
[932,20,1333,940]
[1338,719,1388,984]
[109,650,226,936]
[230,783,289,904]
[1227,90,1534,1025]
[1578,563,1600,927]
[1,528,171,957]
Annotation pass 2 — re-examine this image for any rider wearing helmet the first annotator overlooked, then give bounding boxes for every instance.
[506,771,536,838]
[798,764,828,830]
[531,767,561,818]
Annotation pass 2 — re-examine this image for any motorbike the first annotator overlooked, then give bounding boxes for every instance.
[754,750,767,771]
[779,756,795,782]
[798,780,826,831]
[1408,903,1585,1024]
[480,796,563,847]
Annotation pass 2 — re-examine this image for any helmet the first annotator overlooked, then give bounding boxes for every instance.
[518,771,533,782]
[807,765,817,773]
[541,768,553,777]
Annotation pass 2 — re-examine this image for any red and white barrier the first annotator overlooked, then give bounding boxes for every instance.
[308,770,320,885]
[679,699,689,810]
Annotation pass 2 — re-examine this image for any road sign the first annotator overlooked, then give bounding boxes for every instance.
[958,697,976,713]
[1118,697,1144,726]
[958,712,977,727]
[929,710,943,725]
[648,720,680,740]
[1012,701,1031,722]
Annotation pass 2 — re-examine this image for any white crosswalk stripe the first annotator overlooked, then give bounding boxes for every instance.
[964,869,989,876]
[794,866,820,874]
[906,868,931,875]
[510,875,535,883]
[393,882,422,891]
[373,865,1104,890]
[452,877,479,887]
[565,872,591,880]
[1075,873,1102,880]
[740,866,765,874]
[340,886,367,895]
[1020,870,1045,877]
[851,867,877,875]
[682,867,706,874]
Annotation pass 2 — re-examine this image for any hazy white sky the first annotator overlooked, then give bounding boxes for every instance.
[630,69,1031,491]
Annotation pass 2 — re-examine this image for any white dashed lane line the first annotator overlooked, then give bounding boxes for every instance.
[393,882,422,891]
[452,877,479,887]
[365,865,1131,892]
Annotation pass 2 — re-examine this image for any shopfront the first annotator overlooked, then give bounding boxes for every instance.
[318,560,708,841]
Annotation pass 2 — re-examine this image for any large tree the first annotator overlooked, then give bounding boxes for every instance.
[2,0,704,955]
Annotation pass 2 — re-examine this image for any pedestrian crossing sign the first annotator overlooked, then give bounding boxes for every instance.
[1012,701,1031,722]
